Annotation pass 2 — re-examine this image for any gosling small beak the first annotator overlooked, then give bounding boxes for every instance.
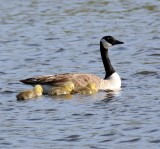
[113,39,124,45]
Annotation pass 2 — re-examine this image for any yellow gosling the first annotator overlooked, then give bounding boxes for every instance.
[16,85,43,100]
[48,81,74,96]
[76,82,98,95]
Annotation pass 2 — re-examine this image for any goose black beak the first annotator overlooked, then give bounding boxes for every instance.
[113,40,124,45]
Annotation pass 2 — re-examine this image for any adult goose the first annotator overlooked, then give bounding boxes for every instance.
[20,36,124,93]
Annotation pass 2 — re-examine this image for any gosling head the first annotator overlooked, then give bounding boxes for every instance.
[87,82,97,90]
[100,36,124,49]
[34,85,43,94]
[64,82,74,91]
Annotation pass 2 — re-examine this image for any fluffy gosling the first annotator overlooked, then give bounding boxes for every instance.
[48,81,74,96]
[16,85,43,100]
[75,82,98,95]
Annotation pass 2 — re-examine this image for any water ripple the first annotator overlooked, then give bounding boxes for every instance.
[119,138,141,143]
[0,0,160,149]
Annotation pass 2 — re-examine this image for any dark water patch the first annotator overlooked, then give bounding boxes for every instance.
[94,127,104,130]
[0,72,6,74]
[132,71,158,76]
[72,113,81,116]
[0,59,10,62]
[53,138,66,141]
[54,135,81,142]
[45,37,60,40]
[65,135,81,142]
[7,82,20,85]
[121,77,128,81]
[55,48,65,53]
[5,118,17,121]
[52,118,65,121]
[84,113,94,116]
[1,90,15,94]
[81,52,89,55]
[101,97,114,103]
[89,60,96,63]
[118,62,132,66]
[2,108,14,111]
[157,75,160,79]
[99,139,112,143]
[145,129,159,133]
[111,123,121,127]
[131,49,145,56]
[0,142,12,146]
[90,145,106,149]
[26,118,43,121]
[45,59,51,62]
[0,40,18,43]
[25,43,41,47]
[150,47,160,51]
[148,53,160,57]
[94,96,114,105]
[34,53,42,56]
[119,138,141,143]
[27,109,58,114]
[150,140,160,143]
[102,91,120,101]
[41,63,50,66]
[88,43,99,47]
[44,108,57,114]
[152,37,160,40]
[24,58,36,61]
[122,126,141,131]
[30,109,42,112]
[44,108,57,112]
[0,137,4,140]
[101,132,116,137]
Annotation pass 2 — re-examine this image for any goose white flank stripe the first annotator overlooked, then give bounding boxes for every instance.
[20,36,124,93]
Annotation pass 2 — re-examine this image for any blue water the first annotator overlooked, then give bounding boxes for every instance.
[0,0,160,149]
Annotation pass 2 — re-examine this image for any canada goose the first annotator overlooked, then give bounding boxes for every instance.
[20,36,124,93]
[48,81,74,95]
[16,85,43,100]
[75,82,98,94]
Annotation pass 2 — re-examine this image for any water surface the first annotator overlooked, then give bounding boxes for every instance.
[0,0,160,149]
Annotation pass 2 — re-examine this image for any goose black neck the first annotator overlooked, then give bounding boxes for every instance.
[100,42,115,79]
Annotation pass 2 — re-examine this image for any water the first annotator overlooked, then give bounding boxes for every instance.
[0,0,160,148]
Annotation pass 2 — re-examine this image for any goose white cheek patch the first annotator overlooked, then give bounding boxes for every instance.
[101,39,112,49]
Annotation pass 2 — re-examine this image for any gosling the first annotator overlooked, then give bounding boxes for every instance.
[75,82,98,95]
[48,81,74,96]
[16,85,43,100]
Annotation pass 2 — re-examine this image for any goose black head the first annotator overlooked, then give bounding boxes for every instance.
[100,36,124,49]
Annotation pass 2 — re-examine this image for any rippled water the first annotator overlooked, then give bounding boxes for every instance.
[0,0,160,148]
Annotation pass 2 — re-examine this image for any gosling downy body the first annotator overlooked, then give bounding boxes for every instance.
[76,82,98,95]
[16,85,43,100]
[48,81,74,95]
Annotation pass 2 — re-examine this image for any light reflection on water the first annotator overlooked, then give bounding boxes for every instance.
[0,0,160,148]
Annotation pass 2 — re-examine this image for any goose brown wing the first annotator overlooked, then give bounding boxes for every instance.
[20,73,102,88]
[20,73,71,85]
